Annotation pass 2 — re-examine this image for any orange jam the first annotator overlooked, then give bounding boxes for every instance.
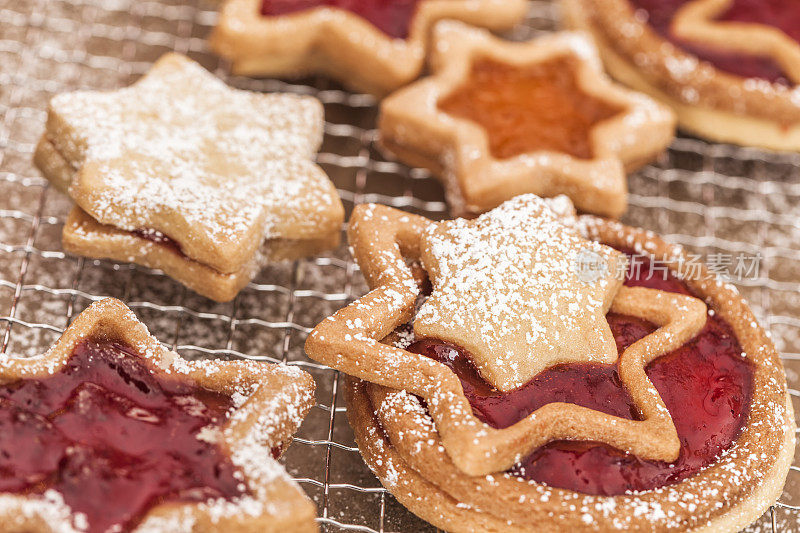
[438,57,623,160]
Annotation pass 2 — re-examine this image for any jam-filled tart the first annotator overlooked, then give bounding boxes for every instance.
[305,194,795,531]
[379,22,675,219]
[210,0,528,97]
[0,298,317,533]
[563,0,800,150]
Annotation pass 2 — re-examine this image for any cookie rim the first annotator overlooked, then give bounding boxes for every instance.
[348,378,793,532]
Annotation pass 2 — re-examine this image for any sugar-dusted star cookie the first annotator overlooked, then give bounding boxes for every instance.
[306,194,794,532]
[210,0,528,97]
[415,195,625,391]
[0,298,317,533]
[306,193,712,476]
[562,0,800,150]
[379,22,676,218]
[34,53,344,302]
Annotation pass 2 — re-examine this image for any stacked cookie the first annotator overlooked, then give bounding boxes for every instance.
[34,53,343,302]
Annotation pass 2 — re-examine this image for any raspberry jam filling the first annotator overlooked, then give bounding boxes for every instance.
[410,255,754,495]
[0,340,245,533]
[260,0,422,39]
[132,228,185,257]
[438,57,623,160]
[630,0,792,84]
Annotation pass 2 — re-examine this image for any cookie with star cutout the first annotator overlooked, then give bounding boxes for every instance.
[0,297,317,533]
[209,0,528,97]
[562,0,800,150]
[305,194,795,532]
[34,53,344,302]
[378,22,675,219]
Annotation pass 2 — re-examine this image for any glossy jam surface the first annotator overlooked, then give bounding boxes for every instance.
[0,341,244,533]
[410,255,754,495]
[438,58,622,160]
[260,0,422,39]
[630,0,792,83]
[412,334,642,430]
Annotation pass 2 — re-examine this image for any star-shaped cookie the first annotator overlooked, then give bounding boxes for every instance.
[415,195,625,391]
[0,298,317,533]
[306,194,708,476]
[210,0,528,96]
[34,53,344,302]
[342,208,795,531]
[672,0,800,83]
[379,21,676,218]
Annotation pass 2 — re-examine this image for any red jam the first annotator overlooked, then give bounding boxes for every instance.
[629,0,792,83]
[410,255,754,495]
[260,0,422,39]
[0,341,245,533]
[132,228,184,257]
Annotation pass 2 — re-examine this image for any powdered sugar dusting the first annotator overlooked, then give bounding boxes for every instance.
[137,367,315,532]
[0,490,85,533]
[414,194,624,391]
[0,299,316,532]
[47,53,340,269]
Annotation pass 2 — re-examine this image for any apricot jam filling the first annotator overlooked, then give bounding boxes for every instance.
[0,341,245,533]
[629,0,794,84]
[410,255,754,495]
[437,57,623,160]
[260,0,423,39]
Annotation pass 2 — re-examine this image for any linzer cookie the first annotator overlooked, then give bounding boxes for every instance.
[209,0,528,97]
[305,194,795,532]
[562,0,800,150]
[0,298,317,533]
[34,53,344,302]
[379,22,675,218]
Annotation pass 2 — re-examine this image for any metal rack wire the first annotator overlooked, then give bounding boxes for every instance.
[1,0,799,531]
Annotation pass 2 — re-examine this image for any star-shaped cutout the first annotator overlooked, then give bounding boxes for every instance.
[306,195,708,476]
[0,298,317,532]
[379,21,676,218]
[210,0,528,96]
[37,53,343,276]
[414,195,625,392]
[672,0,800,84]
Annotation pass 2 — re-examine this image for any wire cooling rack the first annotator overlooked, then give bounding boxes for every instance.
[1,0,800,531]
